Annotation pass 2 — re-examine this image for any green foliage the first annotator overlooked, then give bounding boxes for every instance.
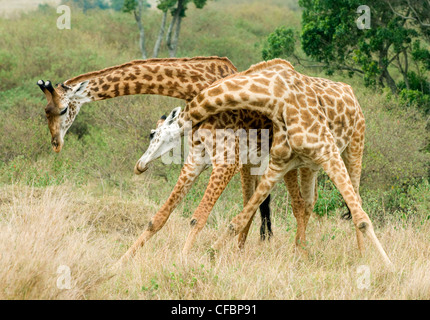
[398,71,430,94]
[360,92,430,190]
[399,88,430,114]
[313,177,343,217]
[156,0,178,12]
[123,0,208,16]
[122,0,150,13]
[69,0,110,12]
[121,0,136,13]
[262,26,297,61]
[361,179,430,226]
[298,0,428,93]
[110,0,125,11]
[168,0,208,17]
[411,40,430,70]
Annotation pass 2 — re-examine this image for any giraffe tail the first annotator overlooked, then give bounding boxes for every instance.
[259,194,273,241]
[341,202,352,220]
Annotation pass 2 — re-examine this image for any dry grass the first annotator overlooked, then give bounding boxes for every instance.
[0,182,429,300]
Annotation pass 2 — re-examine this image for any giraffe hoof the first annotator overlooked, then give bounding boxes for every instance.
[228,223,237,235]
[207,248,217,261]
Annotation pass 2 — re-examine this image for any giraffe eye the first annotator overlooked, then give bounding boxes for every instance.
[59,107,68,116]
[149,131,155,140]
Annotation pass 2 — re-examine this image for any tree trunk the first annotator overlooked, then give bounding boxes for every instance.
[165,12,178,50]
[134,0,147,59]
[403,49,410,90]
[382,68,398,94]
[169,13,182,57]
[379,46,397,94]
[166,0,183,58]
[153,11,168,58]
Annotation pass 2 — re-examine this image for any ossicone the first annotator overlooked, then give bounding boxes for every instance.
[37,79,46,92]
[44,80,56,94]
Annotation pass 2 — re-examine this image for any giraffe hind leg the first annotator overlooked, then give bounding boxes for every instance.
[212,156,298,253]
[342,125,365,254]
[321,150,392,268]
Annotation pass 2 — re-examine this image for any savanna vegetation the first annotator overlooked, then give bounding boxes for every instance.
[0,0,429,299]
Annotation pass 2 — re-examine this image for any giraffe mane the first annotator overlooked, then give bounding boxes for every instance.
[242,59,294,75]
[64,56,238,86]
[208,59,295,87]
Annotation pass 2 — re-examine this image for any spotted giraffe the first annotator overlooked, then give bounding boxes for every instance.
[147,59,393,267]
[37,57,238,153]
[37,57,273,260]
[119,107,274,262]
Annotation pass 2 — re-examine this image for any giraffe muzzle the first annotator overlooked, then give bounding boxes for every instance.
[51,138,63,153]
[134,162,149,175]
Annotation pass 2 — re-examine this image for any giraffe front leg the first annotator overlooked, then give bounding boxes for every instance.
[182,163,237,255]
[116,161,205,266]
[211,157,296,254]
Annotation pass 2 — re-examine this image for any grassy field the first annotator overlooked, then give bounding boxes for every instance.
[0,0,429,300]
[0,0,61,17]
[1,183,429,299]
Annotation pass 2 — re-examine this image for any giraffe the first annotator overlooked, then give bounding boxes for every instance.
[37,57,238,153]
[36,56,274,258]
[117,107,273,264]
[143,58,393,267]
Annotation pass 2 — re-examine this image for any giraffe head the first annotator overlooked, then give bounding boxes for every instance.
[37,79,90,152]
[134,107,182,175]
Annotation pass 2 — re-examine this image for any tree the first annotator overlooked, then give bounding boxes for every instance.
[123,0,151,59]
[262,0,430,113]
[164,0,207,57]
[299,0,426,93]
[385,0,430,40]
[123,0,209,58]
[262,0,430,96]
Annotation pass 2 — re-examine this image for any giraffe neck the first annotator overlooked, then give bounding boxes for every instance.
[64,57,237,103]
[177,59,296,129]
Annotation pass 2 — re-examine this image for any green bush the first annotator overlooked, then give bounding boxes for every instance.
[399,89,430,114]
[361,179,430,224]
[358,92,430,191]
[313,176,343,217]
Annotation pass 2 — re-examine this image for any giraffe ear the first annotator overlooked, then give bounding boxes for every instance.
[165,106,181,125]
[61,83,72,91]
[71,80,89,96]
